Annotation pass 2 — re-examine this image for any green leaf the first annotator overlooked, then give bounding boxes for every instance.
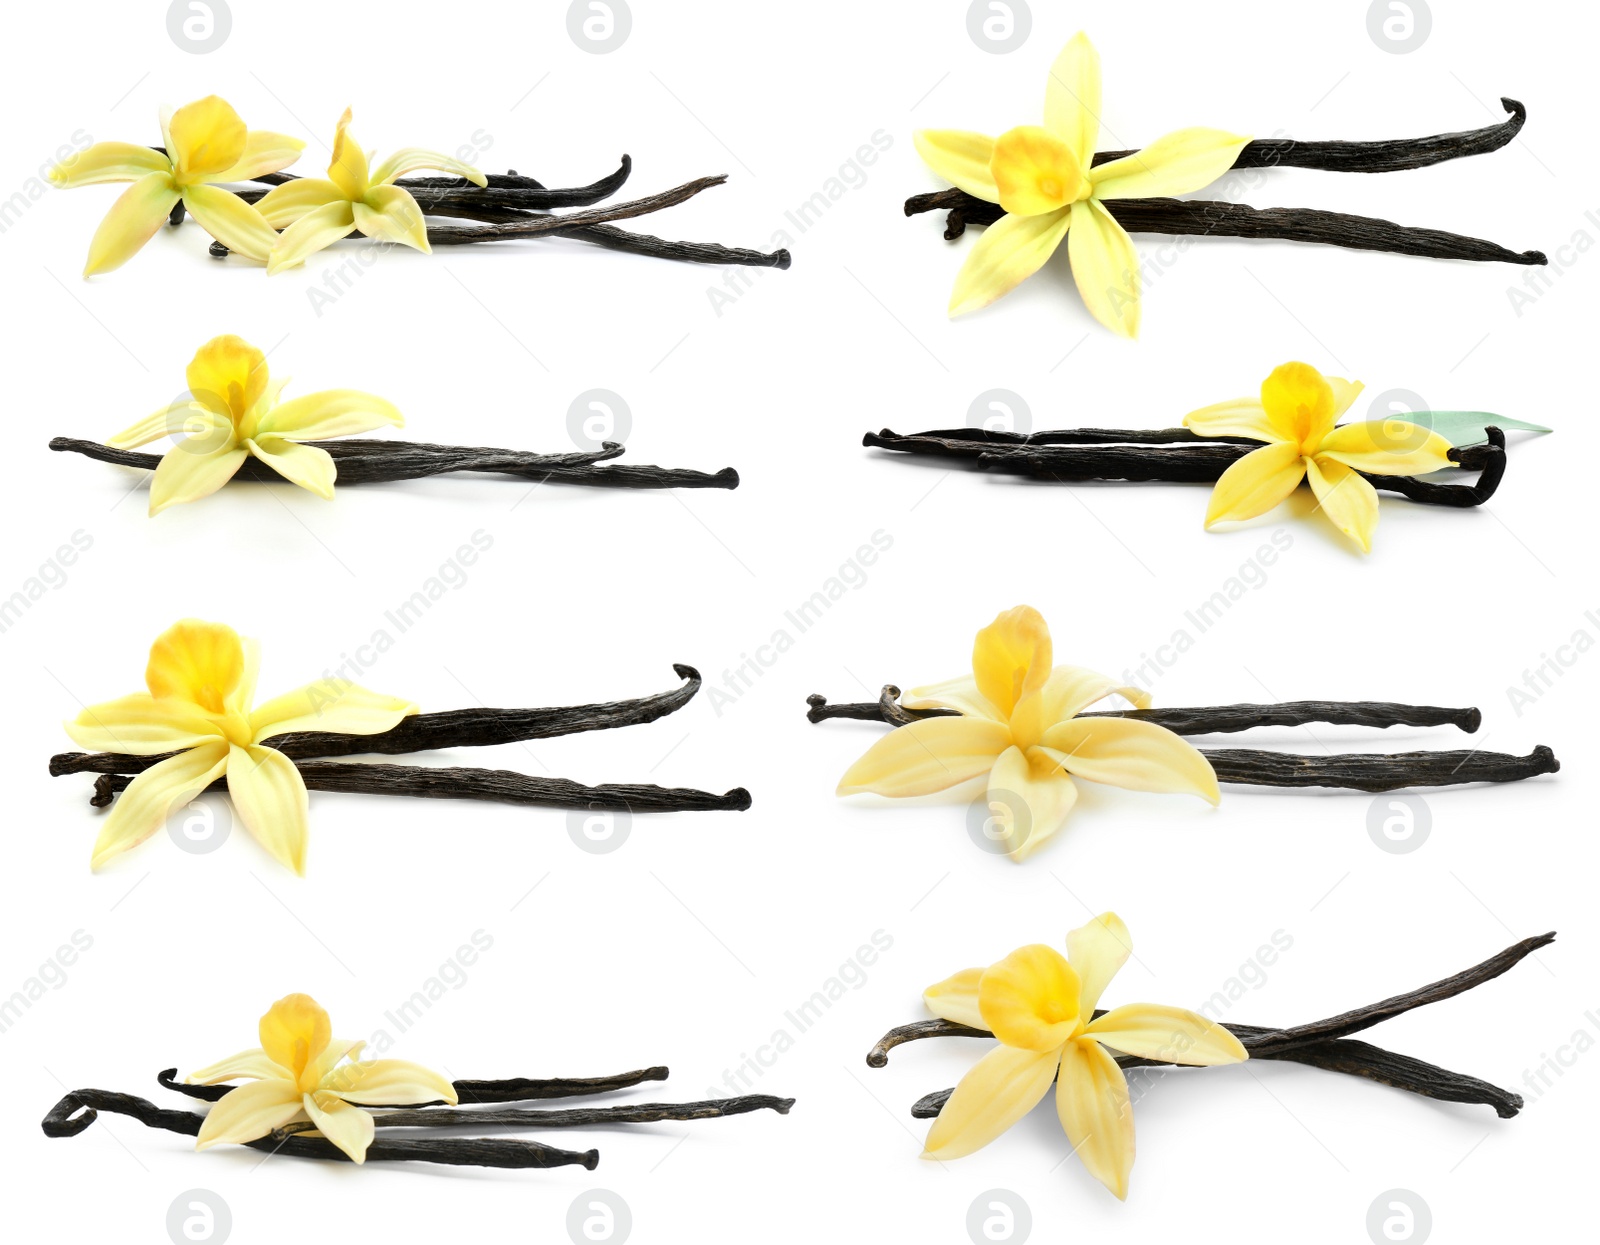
[1403,411,1552,447]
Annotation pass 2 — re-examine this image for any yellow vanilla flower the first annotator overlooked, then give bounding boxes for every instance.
[66,620,417,874]
[1186,361,1456,552]
[106,334,403,515]
[836,606,1217,860]
[915,32,1250,336]
[922,912,1247,1198]
[47,96,302,275]
[188,993,456,1163]
[257,108,487,273]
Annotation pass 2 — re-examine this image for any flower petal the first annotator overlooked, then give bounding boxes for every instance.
[89,741,228,870]
[1056,1038,1135,1199]
[1328,376,1364,419]
[321,1058,459,1107]
[835,716,1012,798]
[1085,1003,1248,1066]
[304,1038,366,1088]
[1182,397,1277,443]
[247,436,336,499]
[49,142,171,188]
[1090,128,1251,200]
[1316,421,1455,476]
[214,132,306,183]
[1043,32,1101,168]
[979,944,1081,1051]
[1064,912,1131,1022]
[986,745,1079,861]
[1040,717,1220,804]
[266,200,357,273]
[352,184,431,253]
[1008,665,1149,747]
[255,389,404,440]
[922,1044,1061,1160]
[327,108,369,199]
[1261,361,1337,448]
[1202,440,1306,527]
[900,674,1005,722]
[259,994,333,1082]
[249,681,419,743]
[924,967,986,1028]
[106,401,217,450]
[991,126,1084,216]
[168,96,248,180]
[186,1048,288,1085]
[186,334,270,421]
[194,1077,304,1150]
[371,148,487,187]
[1306,455,1380,553]
[1068,198,1140,338]
[254,178,346,229]
[181,184,279,262]
[227,744,311,875]
[303,1091,376,1162]
[948,207,1072,317]
[66,693,225,755]
[971,605,1053,719]
[912,130,998,202]
[145,620,248,711]
[82,172,180,276]
[148,444,248,515]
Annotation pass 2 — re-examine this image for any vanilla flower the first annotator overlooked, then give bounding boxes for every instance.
[836,606,1217,859]
[922,912,1247,1198]
[915,32,1249,336]
[66,620,417,873]
[189,994,456,1163]
[256,108,487,273]
[1186,361,1455,551]
[48,96,301,275]
[106,334,402,514]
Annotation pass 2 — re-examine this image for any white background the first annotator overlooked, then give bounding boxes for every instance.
[1,1,1593,1241]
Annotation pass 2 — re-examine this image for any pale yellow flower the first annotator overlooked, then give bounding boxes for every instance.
[915,32,1250,336]
[47,96,301,275]
[922,913,1247,1198]
[188,993,456,1163]
[66,620,417,874]
[257,108,487,273]
[107,334,402,515]
[1186,361,1456,552]
[836,606,1218,860]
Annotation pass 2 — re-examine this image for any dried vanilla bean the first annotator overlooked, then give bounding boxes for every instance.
[864,427,1507,508]
[41,1089,597,1170]
[275,1094,794,1134]
[89,762,752,813]
[159,1065,672,1105]
[50,437,739,490]
[879,933,1550,1119]
[53,666,706,777]
[807,686,1557,791]
[908,190,1544,265]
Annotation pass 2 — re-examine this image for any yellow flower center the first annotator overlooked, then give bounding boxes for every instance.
[990,126,1085,216]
